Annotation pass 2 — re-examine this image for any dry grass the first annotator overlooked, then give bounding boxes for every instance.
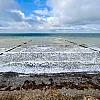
[0,92,24,100]
[0,89,71,100]
[0,89,99,100]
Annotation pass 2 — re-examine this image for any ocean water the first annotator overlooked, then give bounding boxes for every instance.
[0,33,100,74]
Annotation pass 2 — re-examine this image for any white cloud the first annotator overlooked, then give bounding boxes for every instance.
[0,0,100,32]
[47,0,100,25]
[11,10,25,19]
[34,9,49,15]
[3,10,25,22]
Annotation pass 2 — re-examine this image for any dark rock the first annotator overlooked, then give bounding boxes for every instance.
[0,53,3,55]
[5,86,12,91]
[37,81,46,90]
[17,45,21,47]
[87,80,100,90]
[97,79,100,83]
[22,80,37,90]
[49,78,54,85]
[82,74,92,79]
[24,80,30,84]
[22,80,30,90]
[2,72,18,78]
[55,84,63,89]
[23,42,27,44]
[31,81,36,89]
[16,86,21,90]
[0,84,7,89]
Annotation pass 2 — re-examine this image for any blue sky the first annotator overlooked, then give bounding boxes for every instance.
[0,0,100,33]
[17,0,50,17]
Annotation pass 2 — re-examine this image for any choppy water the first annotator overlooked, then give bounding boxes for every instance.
[0,33,100,74]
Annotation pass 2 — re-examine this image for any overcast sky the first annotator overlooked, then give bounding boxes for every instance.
[0,0,100,33]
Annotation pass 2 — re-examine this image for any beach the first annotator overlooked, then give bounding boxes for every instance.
[0,33,100,99]
[0,72,100,100]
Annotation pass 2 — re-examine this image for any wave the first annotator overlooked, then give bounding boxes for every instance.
[0,45,100,74]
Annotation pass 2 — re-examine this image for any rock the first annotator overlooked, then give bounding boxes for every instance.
[79,44,88,48]
[22,80,30,90]
[28,81,34,89]
[0,84,7,89]
[97,79,100,83]
[87,81,100,90]
[2,72,18,78]
[24,80,30,84]
[16,86,21,90]
[49,78,54,85]
[22,80,37,90]
[36,81,47,90]
[0,53,3,55]
[5,86,12,91]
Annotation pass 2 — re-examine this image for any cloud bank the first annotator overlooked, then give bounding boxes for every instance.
[47,0,100,25]
[0,0,18,11]
[0,0,100,32]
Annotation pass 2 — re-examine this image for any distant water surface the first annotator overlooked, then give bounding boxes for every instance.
[0,33,99,48]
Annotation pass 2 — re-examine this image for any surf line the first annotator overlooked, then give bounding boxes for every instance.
[0,40,32,55]
[65,39,100,53]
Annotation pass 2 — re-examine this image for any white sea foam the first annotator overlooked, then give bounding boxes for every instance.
[0,36,100,74]
[0,45,100,74]
[0,61,100,74]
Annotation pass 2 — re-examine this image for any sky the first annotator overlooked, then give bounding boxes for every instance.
[0,0,100,33]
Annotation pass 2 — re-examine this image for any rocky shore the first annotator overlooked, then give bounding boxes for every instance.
[0,72,100,99]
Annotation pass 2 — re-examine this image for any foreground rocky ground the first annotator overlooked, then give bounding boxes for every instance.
[0,72,100,100]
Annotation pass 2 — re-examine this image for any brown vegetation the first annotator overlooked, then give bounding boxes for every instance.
[0,89,99,100]
[0,89,71,100]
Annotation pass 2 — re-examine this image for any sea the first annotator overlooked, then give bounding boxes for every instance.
[0,33,100,74]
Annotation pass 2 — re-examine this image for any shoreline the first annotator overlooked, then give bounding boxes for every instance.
[0,71,100,90]
[0,35,100,99]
